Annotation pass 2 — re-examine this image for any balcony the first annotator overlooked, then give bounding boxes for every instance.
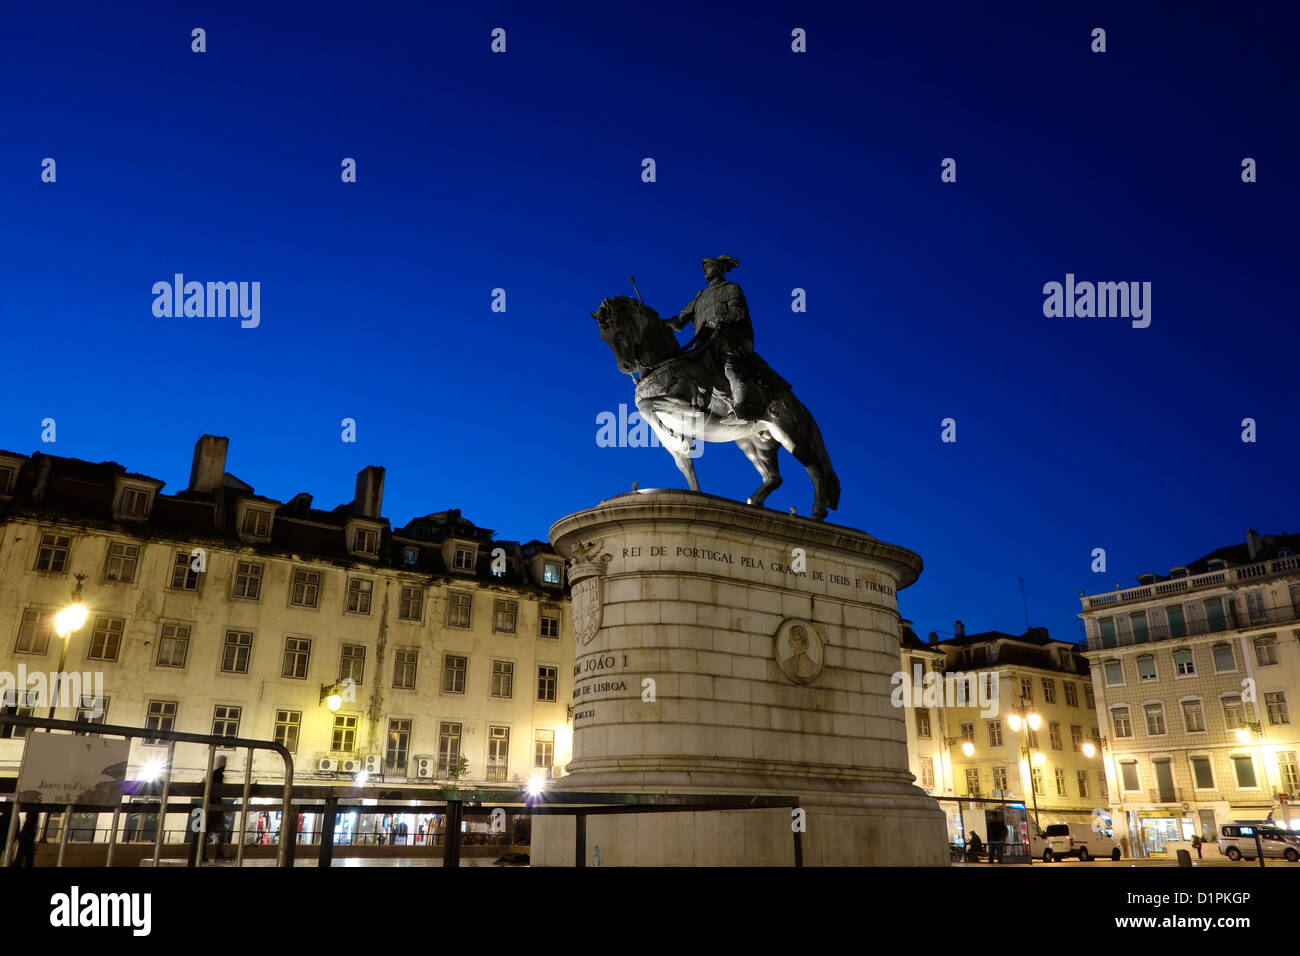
[1082,555,1300,611]
[1147,788,1186,805]
[1084,600,1300,651]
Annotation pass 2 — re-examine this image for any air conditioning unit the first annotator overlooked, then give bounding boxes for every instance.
[414,756,434,778]
[317,758,339,773]
[340,757,364,774]
[364,755,382,774]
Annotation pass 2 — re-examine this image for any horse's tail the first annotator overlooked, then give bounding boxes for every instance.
[784,392,841,511]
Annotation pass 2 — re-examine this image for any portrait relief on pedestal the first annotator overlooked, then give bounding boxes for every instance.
[773,618,825,685]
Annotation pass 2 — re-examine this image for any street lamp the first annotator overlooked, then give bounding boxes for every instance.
[319,682,344,712]
[1007,699,1044,852]
[48,575,89,722]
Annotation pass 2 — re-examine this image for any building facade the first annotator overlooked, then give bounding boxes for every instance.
[1080,529,1300,856]
[0,436,573,844]
[900,622,1106,847]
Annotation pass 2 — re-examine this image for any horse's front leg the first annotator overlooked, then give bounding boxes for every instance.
[639,400,701,491]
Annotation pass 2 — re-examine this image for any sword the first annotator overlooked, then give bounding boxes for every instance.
[628,276,645,305]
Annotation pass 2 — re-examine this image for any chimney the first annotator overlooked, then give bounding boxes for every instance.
[1246,529,1263,561]
[288,493,313,514]
[189,435,228,493]
[352,466,385,519]
[954,619,965,639]
[927,631,938,645]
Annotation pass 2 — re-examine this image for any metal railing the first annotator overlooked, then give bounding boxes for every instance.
[1085,603,1300,651]
[1082,555,1300,611]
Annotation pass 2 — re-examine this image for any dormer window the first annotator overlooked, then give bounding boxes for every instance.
[242,508,271,537]
[1170,567,1189,579]
[442,538,478,575]
[1207,559,1227,571]
[0,464,16,497]
[1280,548,1294,558]
[403,546,419,566]
[543,561,562,585]
[454,547,474,570]
[113,477,160,521]
[1057,648,1071,667]
[354,528,378,555]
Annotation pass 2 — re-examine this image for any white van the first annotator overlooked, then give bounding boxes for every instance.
[1041,822,1121,862]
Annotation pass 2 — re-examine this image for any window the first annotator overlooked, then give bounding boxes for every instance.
[1232,755,1257,788]
[0,691,35,739]
[1054,767,1067,795]
[987,720,1002,747]
[1056,648,1071,667]
[1112,706,1132,738]
[1019,678,1033,703]
[290,569,321,608]
[1144,703,1166,736]
[1212,642,1236,673]
[1085,684,1095,708]
[385,719,411,775]
[454,548,475,570]
[543,561,562,584]
[1130,611,1149,643]
[538,665,558,702]
[155,622,191,668]
[1245,590,1267,623]
[274,710,301,753]
[959,721,974,743]
[399,586,423,622]
[915,708,931,739]
[221,630,253,674]
[145,700,177,744]
[332,714,358,752]
[1173,647,1194,675]
[35,533,71,573]
[1027,728,1040,749]
[282,637,312,679]
[1120,761,1139,792]
[104,542,140,583]
[442,655,467,694]
[1182,699,1205,733]
[75,695,108,732]
[0,464,13,495]
[1221,695,1246,730]
[1190,755,1215,789]
[402,546,419,566]
[447,592,471,628]
[346,578,373,614]
[352,527,378,555]
[1097,617,1116,648]
[1204,597,1227,632]
[540,611,560,638]
[86,616,124,661]
[392,649,418,690]
[487,726,510,781]
[438,722,463,775]
[966,767,982,796]
[1103,660,1124,686]
[992,766,1008,793]
[1097,770,1108,799]
[1042,679,1056,704]
[1265,692,1290,725]
[1049,722,1062,750]
[231,561,263,601]
[1166,604,1187,638]
[339,644,366,684]
[919,757,934,789]
[169,551,200,590]
[1070,725,1083,751]
[1077,770,1090,798]
[534,729,554,770]
[1278,752,1299,794]
[1030,768,1042,794]
[1136,654,1156,681]
[241,508,271,537]
[493,599,518,634]
[1063,681,1078,707]
[211,704,241,738]
[491,660,514,698]
[1255,635,1278,666]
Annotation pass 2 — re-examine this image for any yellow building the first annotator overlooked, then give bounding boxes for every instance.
[0,436,572,843]
[1080,529,1300,856]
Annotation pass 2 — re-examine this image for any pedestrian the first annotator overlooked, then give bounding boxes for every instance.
[966,831,983,862]
[987,814,1008,864]
[10,811,38,867]
[1191,833,1203,859]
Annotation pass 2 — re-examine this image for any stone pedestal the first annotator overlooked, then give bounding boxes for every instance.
[531,490,946,866]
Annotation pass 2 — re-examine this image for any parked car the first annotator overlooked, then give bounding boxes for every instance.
[1039,822,1121,862]
[1218,824,1300,862]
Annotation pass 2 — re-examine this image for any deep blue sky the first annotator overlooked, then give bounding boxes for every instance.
[3,1,1296,645]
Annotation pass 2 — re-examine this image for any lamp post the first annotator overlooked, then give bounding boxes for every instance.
[1007,697,1043,858]
[48,575,89,723]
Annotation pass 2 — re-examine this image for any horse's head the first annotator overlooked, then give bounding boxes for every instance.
[591,296,679,376]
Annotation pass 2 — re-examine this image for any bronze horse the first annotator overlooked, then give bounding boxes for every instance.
[591,296,841,520]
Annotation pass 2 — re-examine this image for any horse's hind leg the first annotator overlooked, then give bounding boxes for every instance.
[736,435,781,507]
[762,416,828,520]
